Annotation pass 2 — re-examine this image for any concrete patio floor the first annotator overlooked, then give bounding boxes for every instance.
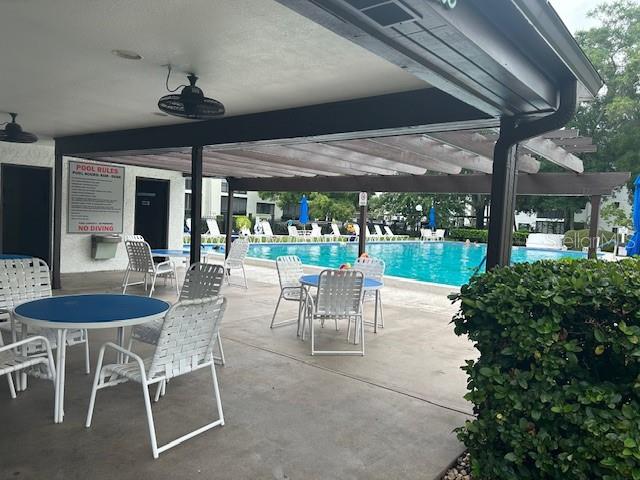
[0,261,475,480]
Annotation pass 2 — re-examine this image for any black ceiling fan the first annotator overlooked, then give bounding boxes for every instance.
[0,113,38,143]
[158,66,225,120]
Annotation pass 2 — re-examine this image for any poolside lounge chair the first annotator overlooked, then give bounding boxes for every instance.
[331,223,342,237]
[383,225,398,240]
[526,233,566,250]
[374,225,385,238]
[86,296,227,459]
[434,229,446,241]
[310,223,323,239]
[420,228,434,241]
[352,224,360,237]
[206,219,224,240]
[261,220,275,238]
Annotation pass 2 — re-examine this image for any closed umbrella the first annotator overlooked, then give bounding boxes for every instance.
[627,176,640,256]
[299,195,309,225]
[429,206,436,230]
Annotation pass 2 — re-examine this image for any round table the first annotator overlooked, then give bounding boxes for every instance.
[299,274,384,334]
[14,294,170,423]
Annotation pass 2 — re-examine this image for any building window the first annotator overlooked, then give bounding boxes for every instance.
[536,220,564,234]
[221,196,247,215]
[220,180,245,195]
[184,192,192,218]
[256,202,274,215]
[185,177,192,191]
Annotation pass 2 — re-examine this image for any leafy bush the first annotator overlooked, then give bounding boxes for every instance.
[449,228,528,246]
[451,259,640,479]
[234,215,252,232]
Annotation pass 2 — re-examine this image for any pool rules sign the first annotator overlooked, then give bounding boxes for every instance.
[67,161,125,233]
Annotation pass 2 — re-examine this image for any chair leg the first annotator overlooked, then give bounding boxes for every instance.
[149,273,158,297]
[378,292,384,328]
[210,361,225,427]
[215,334,226,366]
[241,265,248,290]
[85,346,107,428]
[141,380,160,459]
[173,267,180,296]
[270,293,284,328]
[154,382,163,403]
[121,268,130,290]
[7,373,16,399]
[83,330,90,375]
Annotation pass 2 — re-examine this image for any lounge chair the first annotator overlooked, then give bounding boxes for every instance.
[434,229,446,241]
[310,223,323,239]
[420,228,435,241]
[331,223,342,237]
[261,220,275,238]
[206,219,224,240]
[383,225,397,240]
[526,233,566,250]
[374,224,386,239]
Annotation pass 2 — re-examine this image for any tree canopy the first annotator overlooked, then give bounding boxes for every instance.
[259,192,357,222]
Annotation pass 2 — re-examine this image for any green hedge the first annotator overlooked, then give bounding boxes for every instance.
[449,228,529,246]
[451,259,640,479]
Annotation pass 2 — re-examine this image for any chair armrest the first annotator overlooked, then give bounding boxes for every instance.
[155,259,174,269]
[0,335,53,354]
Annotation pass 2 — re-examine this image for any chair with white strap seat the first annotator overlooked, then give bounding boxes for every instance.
[129,262,227,366]
[223,238,250,289]
[1,335,55,406]
[122,239,179,296]
[0,258,89,394]
[271,256,305,329]
[306,269,365,356]
[86,296,227,459]
[353,256,385,329]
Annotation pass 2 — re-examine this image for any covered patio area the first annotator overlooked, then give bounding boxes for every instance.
[2,262,471,479]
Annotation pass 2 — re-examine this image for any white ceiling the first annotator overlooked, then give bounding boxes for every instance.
[0,0,427,139]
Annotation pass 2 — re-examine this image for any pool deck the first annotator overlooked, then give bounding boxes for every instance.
[1,262,475,480]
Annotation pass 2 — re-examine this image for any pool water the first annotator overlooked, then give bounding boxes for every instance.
[245,241,587,287]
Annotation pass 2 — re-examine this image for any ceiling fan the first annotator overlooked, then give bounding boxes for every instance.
[157,66,225,120]
[0,113,38,143]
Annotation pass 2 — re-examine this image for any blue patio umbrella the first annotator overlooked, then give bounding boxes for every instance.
[626,176,640,256]
[299,195,309,225]
[428,206,436,230]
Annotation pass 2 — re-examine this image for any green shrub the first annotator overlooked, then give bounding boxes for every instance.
[449,228,528,246]
[234,215,252,232]
[451,259,640,479]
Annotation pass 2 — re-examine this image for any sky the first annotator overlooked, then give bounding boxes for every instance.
[549,0,602,33]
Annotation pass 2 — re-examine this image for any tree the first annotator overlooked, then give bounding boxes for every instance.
[258,192,357,221]
[369,193,468,229]
[516,1,640,223]
[601,202,632,228]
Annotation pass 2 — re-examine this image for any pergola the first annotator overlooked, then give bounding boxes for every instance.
[51,0,629,288]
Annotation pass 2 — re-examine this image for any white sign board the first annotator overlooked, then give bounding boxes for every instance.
[67,161,125,233]
[359,192,368,207]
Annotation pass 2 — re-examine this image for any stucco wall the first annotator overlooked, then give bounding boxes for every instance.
[0,142,184,273]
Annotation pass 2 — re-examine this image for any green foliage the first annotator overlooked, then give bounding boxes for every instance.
[369,193,467,228]
[449,229,528,246]
[602,203,632,229]
[258,192,357,221]
[451,259,640,479]
[234,215,252,231]
[564,229,616,252]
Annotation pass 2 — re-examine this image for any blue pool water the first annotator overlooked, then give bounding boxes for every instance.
[243,241,587,287]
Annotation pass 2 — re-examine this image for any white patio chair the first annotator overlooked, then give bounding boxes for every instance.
[354,256,385,329]
[288,225,299,237]
[310,223,323,239]
[122,239,179,297]
[206,219,224,239]
[306,269,365,356]
[384,225,397,240]
[86,296,227,459]
[223,238,249,289]
[331,223,342,237]
[271,256,305,329]
[420,228,435,241]
[1,335,55,405]
[435,229,446,241]
[129,262,227,366]
[0,258,89,393]
[124,234,145,242]
[261,220,275,238]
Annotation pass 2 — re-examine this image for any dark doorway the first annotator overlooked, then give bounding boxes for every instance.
[1,164,52,264]
[134,178,169,249]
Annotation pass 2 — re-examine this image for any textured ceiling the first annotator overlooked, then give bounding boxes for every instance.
[0,0,427,139]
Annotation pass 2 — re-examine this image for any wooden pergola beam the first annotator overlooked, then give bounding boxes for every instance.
[228,172,630,196]
[521,137,584,173]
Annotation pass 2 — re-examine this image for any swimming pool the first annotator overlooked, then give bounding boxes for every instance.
[245,241,587,287]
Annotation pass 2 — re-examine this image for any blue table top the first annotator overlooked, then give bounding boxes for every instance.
[15,294,170,324]
[152,249,191,257]
[0,253,32,259]
[300,274,382,289]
